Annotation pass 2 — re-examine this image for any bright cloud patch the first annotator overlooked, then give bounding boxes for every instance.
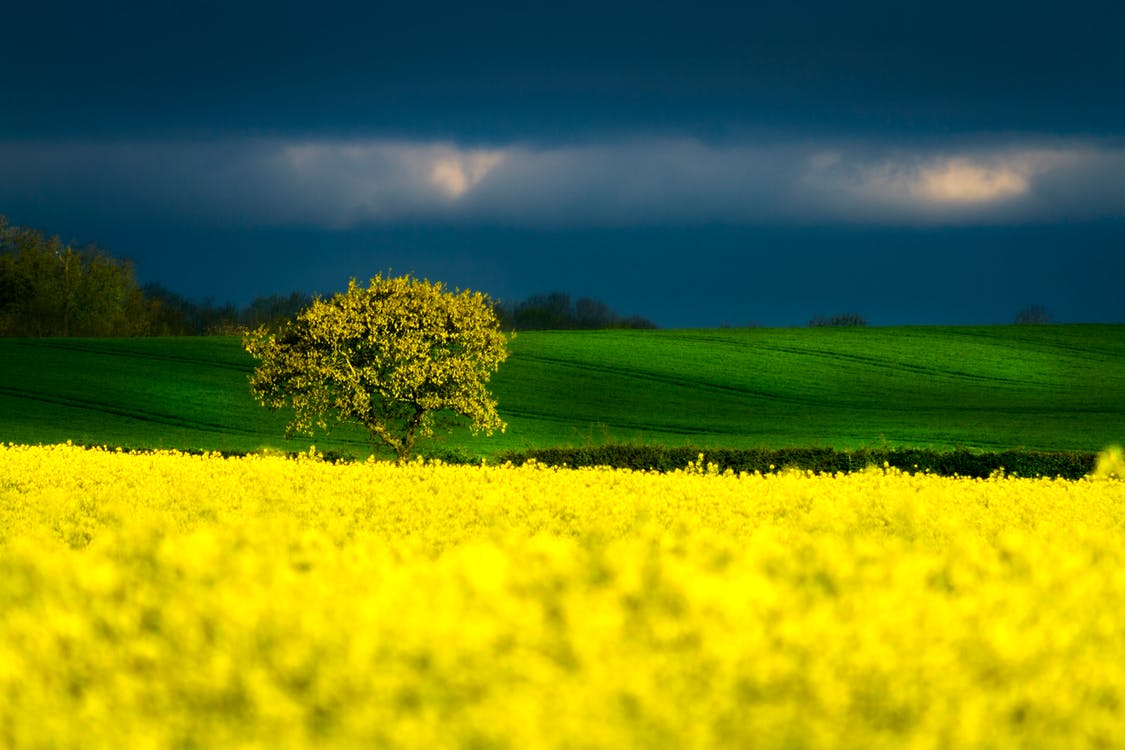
[914,158,1030,203]
[274,141,507,224]
[797,146,1117,222]
[429,151,506,197]
[835,154,1041,207]
[269,139,1123,225]
[1,137,1122,227]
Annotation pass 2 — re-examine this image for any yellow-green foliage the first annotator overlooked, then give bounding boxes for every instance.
[1,444,1124,749]
[243,274,508,462]
[1095,445,1125,479]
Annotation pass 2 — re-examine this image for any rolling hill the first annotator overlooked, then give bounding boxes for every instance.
[1,325,1122,459]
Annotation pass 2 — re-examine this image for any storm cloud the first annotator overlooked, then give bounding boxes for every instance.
[2,0,1123,326]
[4,137,1123,229]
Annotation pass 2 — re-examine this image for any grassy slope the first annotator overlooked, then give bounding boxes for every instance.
[491,325,1125,454]
[1,325,1123,458]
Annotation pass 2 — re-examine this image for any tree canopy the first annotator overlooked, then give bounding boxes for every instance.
[243,274,509,462]
[0,216,154,337]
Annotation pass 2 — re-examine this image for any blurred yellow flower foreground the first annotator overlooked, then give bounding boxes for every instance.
[1,444,1123,749]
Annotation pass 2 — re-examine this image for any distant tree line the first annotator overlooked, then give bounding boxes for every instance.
[0,217,314,337]
[5,216,1054,335]
[495,292,657,331]
[141,288,658,336]
[1014,304,1051,325]
[1,218,656,337]
[141,284,313,335]
[0,216,155,336]
[806,306,1057,328]
[808,312,868,328]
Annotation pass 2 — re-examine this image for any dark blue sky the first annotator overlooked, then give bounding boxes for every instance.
[2,0,1123,326]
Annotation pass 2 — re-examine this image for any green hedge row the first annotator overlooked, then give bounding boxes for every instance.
[494,445,1099,479]
[52,442,1101,478]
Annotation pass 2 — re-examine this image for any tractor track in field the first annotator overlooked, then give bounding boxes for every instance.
[747,343,1026,386]
[13,340,252,372]
[657,331,1066,387]
[530,332,1035,389]
[512,354,833,408]
[0,385,264,437]
[508,353,1118,417]
[942,328,1125,363]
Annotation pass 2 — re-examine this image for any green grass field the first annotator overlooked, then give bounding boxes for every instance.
[1,325,1123,459]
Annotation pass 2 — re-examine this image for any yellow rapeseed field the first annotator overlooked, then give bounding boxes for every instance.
[1,443,1123,749]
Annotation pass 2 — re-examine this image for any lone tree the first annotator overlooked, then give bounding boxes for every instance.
[808,312,868,328]
[243,274,509,463]
[1014,304,1051,325]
